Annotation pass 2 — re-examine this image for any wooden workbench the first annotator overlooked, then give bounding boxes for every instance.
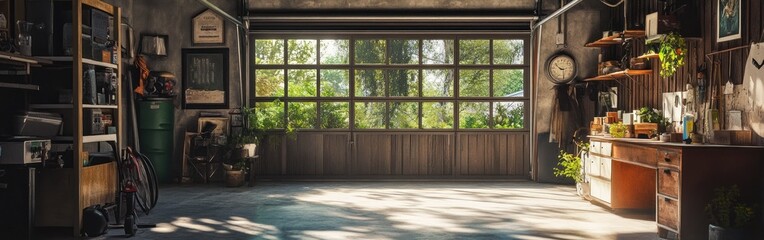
[586,136,764,239]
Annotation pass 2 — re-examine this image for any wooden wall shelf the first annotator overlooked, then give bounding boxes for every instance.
[585,30,646,47]
[585,69,653,81]
[637,53,660,60]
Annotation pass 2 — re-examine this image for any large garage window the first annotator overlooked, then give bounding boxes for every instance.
[251,35,528,131]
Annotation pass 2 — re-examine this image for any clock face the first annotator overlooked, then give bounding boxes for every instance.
[548,54,576,82]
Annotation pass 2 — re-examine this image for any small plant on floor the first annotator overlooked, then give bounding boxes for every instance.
[706,185,756,229]
[553,141,589,183]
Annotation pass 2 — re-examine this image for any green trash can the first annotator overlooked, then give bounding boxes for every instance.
[137,98,174,183]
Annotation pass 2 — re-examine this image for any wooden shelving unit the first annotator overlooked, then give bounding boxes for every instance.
[585,30,646,47]
[637,53,660,60]
[31,0,122,236]
[584,69,653,81]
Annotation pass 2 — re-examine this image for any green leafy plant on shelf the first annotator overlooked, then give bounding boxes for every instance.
[637,107,671,133]
[705,185,757,229]
[553,141,589,183]
[658,32,687,78]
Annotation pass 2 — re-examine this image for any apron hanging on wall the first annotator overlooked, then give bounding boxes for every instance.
[743,42,764,136]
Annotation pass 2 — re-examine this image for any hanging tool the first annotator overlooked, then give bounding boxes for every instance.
[724,53,734,95]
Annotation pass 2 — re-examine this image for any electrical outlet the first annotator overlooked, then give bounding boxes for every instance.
[555,33,565,45]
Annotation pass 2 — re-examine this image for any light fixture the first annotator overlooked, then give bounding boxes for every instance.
[139,34,168,57]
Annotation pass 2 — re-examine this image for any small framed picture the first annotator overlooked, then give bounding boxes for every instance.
[717,0,741,43]
[192,9,225,45]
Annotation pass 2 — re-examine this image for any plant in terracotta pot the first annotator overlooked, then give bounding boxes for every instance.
[705,185,757,240]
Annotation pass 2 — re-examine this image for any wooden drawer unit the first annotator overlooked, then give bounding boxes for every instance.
[613,143,658,167]
[657,167,680,198]
[600,142,612,156]
[658,148,681,169]
[590,141,602,154]
[657,195,680,233]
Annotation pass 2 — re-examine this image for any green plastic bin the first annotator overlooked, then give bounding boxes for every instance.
[137,99,174,183]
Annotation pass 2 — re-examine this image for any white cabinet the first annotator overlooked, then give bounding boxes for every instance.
[590,177,612,203]
[600,157,612,180]
[586,139,613,205]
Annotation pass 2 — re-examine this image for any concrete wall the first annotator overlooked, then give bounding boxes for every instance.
[131,0,243,180]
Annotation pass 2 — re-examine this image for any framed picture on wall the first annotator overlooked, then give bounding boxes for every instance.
[182,48,229,109]
[716,0,741,43]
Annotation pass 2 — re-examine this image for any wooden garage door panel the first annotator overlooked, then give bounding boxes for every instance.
[255,134,284,176]
[458,133,528,176]
[391,134,453,176]
[287,134,322,175]
[354,134,392,175]
[323,134,349,175]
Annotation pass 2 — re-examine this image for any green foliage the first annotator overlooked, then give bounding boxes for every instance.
[658,32,687,78]
[320,102,349,129]
[706,185,757,229]
[254,100,284,129]
[494,69,524,97]
[287,69,317,97]
[459,69,490,97]
[459,39,490,64]
[609,122,627,138]
[355,102,385,129]
[637,107,671,133]
[389,102,418,129]
[459,102,489,129]
[288,39,317,64]
[494,102,524,129]
[422,102,453,129]
[553,141,589,183]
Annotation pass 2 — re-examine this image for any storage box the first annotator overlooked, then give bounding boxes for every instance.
[12,112,62,137]
[83,109,105,135]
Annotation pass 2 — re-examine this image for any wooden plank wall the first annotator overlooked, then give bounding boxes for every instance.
[614,0,764,111]
[256,132,528,178]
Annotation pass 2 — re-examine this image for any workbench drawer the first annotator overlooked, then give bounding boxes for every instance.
[657,195,679,231]
[658,149,682,169]
[613,145,658,166]
[658,167,680,198]
[600,142,612,156]
[590,141,601,154]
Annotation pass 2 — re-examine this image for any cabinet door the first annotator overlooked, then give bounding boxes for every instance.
[600,157,612,180]
[590,141,602,154]
[601,142,612,156]
[587,156,601,177]
[591,178,611,203]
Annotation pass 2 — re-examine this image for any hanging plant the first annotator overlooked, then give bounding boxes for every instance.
[658,32,687,78]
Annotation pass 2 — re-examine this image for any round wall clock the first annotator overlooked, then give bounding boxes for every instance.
[546,52,577,84]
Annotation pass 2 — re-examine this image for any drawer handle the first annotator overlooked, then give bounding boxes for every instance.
[663,169,671,174]
[664,197,671,202]
[663,153,671,162]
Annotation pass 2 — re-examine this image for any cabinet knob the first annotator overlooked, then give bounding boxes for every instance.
[664,197,671,202]
[663,153,671,162]
[663,169,671,174]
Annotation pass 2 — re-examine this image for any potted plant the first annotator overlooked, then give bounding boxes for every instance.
[554,141,590,198]
[658,32,687,78]
[705,185,757,240]
[222,108,263,187]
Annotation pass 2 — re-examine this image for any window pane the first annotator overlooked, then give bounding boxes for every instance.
[388,69,418,97]
[255,101,284,129]
[423,102,453,129]
[459,69,489,97]
[355,69,385,97]
[494,69,525,97]
[423,69,454,97]
[320,102,349,129]
[494,39,524,65]
[389,39,418,64]
[494,102,525,129]
[422,39,454,64]
[287,69,317,97]
[288,39,317,64]
[459,39,490,65]
[389,102,418,129]
[288,102,316,129]
[459,102,489,129]
[320,39,349,64]
[354,39,385,64]
[354,102,386,129]
[255,39,284,65]
[255,69,284,97]
[320,69,349,97]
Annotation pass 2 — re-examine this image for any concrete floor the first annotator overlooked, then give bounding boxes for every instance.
[93,181,658,240]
